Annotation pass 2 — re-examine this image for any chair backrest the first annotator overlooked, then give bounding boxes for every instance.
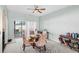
[36,33,47,47]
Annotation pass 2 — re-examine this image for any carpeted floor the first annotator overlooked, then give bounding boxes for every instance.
[4,38,77,53]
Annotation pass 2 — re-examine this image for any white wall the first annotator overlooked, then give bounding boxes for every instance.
[7,11,39,40]
[40,6,79,42]
[0,6,3,53]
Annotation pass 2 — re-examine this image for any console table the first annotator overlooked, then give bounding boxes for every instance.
[59,35,79,52]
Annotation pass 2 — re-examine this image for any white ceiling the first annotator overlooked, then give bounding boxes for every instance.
[6,5,69,16]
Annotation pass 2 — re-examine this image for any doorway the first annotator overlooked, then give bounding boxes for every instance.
[14,20,37,38]
[14,20,26,37]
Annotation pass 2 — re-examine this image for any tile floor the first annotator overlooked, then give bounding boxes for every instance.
[4,38,77,53]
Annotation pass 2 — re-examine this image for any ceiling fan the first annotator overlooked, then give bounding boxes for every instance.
[27,5,46,13]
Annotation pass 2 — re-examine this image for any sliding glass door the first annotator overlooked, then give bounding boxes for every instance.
[14,20,25,37]
[14,20,37,38]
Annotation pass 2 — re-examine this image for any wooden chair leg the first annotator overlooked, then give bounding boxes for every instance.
[32,43,36,49]
[44,45,46,51]
[39,47,42,52]
[23,44,25,51]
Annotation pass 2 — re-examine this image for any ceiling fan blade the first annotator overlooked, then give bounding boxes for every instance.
[39,8,45,10]
[38,10,42,13]
[39,8,46,10]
